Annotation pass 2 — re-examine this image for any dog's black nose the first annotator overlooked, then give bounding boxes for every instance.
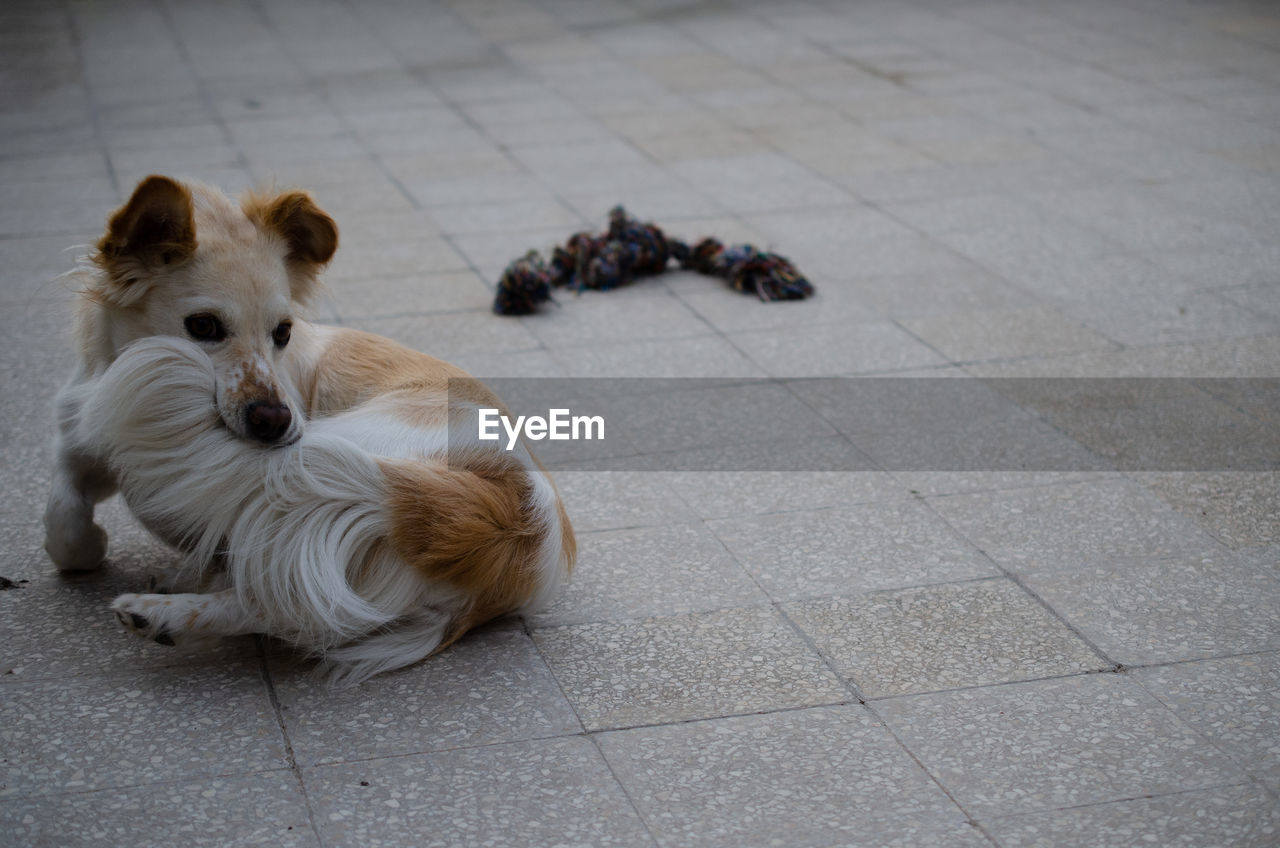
[245,401,293,443]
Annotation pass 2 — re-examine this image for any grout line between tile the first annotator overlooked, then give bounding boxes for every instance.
[257,644,326,848]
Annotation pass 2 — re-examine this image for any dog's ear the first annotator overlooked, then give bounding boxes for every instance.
[95,175,197,291]
[243,189,338,304]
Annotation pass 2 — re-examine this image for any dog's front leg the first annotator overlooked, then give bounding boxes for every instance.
[111,589,265,647]
[43,446,117,572]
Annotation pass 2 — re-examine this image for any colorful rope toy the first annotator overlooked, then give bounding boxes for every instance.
[492,206,814,315]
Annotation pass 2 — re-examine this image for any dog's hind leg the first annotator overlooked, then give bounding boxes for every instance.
[111,589,264,647]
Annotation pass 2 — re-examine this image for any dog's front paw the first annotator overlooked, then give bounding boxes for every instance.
[45,522,108,573]
[111,594,177,646]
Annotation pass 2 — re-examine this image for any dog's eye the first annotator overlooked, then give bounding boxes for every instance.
[272,321,292,348]
[184,314,226,342]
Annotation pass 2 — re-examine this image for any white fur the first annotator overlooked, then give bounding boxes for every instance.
[60,336,560,685]
[43,177,573,686]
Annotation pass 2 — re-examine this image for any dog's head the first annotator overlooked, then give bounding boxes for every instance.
[86,175,337,445]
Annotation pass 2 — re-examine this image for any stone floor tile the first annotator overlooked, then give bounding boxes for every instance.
[552,470,697,532]
[876,674,1249,819]
[305,737,653,848]
[1063,291,1280,347]
[891,471,1119,498]
[981,783,1278,848]
[675,278,877,334]
[324,236,469,280]
[520,288,711,349]
[1133,472,1280,549]
[899,305,1119,363]
[271,628,580,766]
[446,348,568,378]
[0,772,319,848]
[662,470,910,520]
[964,335,1280,379]
[349,310,540,356]
[0,662,285,799]
[928,477,1228,573]
[1137,653,1280,789]
[597,706,968,847]
[709,500,997,601]
[326,270,493,320]
[528,523,767,628]
[533,607,849,730]
[669,152,852,213]
[0,177,120,237]
[547,335,766,378]
[1217,283,1280,320]
[787,376,1110,473]
[559,186,726,223]
[846,269,1038,320]
[1023,551,1280,665]
[427,198,584,237]
[602,380,838,457]
[728,320,950,377]
[784,579,1110,698]
[0,572,256,681]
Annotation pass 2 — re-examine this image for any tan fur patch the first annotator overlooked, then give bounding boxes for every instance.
[93,175,197,298]
[378,453,545,646]
[307,329,505,416]
[242,189,337,304]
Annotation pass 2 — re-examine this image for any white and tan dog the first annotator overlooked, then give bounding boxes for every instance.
[43,175,575,684]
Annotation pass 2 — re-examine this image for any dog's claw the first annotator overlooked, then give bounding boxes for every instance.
[128,612,150,630]
[154,631,175,647]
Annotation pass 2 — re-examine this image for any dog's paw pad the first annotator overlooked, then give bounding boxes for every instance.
[112,595,177,647]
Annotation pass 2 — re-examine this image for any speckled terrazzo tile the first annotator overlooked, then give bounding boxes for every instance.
[891,471,1119,497]
[727,320,948,377]
[271,629,580,765]
[0,771,318,848]
[603,379,837,456]
[927,477,1227,574]
[1136,653,1280,790]
[521,287,709,349]
[0,662,284,799]
[1022,552,1280,665]
[784,579,1110,698]
[661,470,910,520]
[876,674,1247,819]
[898,306,1119,363]
[597,706,967,848]
[305,737,653,848]
[0,573,257,681]
[355,307,544,355]
[980,783,1279,848]
[786,375,1111,473]
[533,607,849,730]
[1132,472,1280,549]
[547,334,766,378]
[552,470,696,532]
[528,523,766,628]
[708,500,997,601]
[326,270,493,320]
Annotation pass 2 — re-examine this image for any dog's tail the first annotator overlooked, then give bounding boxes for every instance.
[76,337,408,646]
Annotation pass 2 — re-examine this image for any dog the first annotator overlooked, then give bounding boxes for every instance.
[43,175,575,684]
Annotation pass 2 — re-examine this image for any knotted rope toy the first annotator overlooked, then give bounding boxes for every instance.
[492,206,814,315]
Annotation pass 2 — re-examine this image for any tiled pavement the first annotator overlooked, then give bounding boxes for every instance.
[2,0,1279,845]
